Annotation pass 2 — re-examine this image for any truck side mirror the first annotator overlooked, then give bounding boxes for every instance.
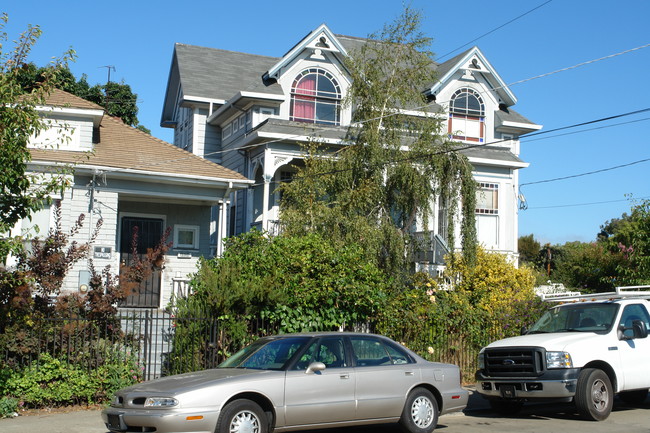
[632,319,648,339]
[618,320,649,340]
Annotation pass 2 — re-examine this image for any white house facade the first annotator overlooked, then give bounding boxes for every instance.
[160,25,541,268]
[13,89,252,308]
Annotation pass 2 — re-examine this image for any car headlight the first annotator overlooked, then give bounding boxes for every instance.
[144,397,179,408]
[546,351,573,369]
[477,351,485,370]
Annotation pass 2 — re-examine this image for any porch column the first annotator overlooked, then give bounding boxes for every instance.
[262,177,270,232]
[216,200,229,257]
[261,147,273,232]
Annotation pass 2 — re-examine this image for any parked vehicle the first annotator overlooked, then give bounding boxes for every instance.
[476,286,650,420]
[102,332,468,433]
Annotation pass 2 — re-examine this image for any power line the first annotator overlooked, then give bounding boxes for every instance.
[523,116,650,143]
[526,195,649,210]
[521,157,650,187]
[246,108,650,188]
[437,0,553,61]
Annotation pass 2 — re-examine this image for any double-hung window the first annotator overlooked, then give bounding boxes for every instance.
[448,88,485,142]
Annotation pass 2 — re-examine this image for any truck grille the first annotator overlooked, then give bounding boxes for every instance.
[483,347,543,377]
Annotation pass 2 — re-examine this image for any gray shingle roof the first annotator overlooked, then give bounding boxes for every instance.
[495,107,537,126]
[460,146,525,165]
[174,43,283,101]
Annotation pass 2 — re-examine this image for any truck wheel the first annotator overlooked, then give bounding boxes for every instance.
[216,399,268,433]
[575,368,613,421]
[619,389,648,404]
[398,387,438,433]
[489,399,523,415]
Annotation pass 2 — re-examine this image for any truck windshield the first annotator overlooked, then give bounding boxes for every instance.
[528,303,619,334]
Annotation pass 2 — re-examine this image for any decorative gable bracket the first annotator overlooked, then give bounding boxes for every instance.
[264,24,348,81]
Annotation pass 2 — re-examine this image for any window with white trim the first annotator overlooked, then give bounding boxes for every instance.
[174,225,199,249]
[290,68,341,125]
[448,88,485,142]
[476,183,498,215]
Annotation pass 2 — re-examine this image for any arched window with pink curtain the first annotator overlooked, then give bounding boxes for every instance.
[290,68,340,125]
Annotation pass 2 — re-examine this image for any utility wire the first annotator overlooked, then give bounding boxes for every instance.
[521,157,650,187]
[522,116,650,143]
[248,108,650,188]
[436,0,553,61]
[527,195,649,210]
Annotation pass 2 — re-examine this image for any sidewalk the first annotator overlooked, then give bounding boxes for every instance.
[0,408,106,433]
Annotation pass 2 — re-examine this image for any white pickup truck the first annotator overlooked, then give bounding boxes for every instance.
[475,286,650,421]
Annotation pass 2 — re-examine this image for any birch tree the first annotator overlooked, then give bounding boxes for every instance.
[281,7,477,277]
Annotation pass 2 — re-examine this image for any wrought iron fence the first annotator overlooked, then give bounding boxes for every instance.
[1,311,494,384]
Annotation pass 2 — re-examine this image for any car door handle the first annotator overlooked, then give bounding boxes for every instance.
[405,371,414,376]
[340,374,350,379]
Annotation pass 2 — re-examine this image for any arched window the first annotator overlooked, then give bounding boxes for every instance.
[448,88,485,142]
[290,68,340,125]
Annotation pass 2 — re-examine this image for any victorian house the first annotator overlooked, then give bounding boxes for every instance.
[160,24,541,269]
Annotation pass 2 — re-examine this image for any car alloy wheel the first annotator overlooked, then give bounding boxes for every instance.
[399,387,438,433]
[230,409,260,433]
[410,396,434,428]
[217,399,267,433]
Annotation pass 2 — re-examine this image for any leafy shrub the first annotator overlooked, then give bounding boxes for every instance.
[0,397,18,418]
[3,350,141,408]
[5,353,97,406]
[168,231,390,372]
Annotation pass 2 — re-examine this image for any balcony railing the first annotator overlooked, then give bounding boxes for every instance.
[249,220,284,236]
[412,231,450,265]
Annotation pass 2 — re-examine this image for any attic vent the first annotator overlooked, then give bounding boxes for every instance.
[316,36,330,48]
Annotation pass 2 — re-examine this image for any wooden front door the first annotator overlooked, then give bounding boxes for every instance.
[120,217,163,308]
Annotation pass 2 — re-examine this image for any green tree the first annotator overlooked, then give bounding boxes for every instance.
[518,234,541,266]
[280,7,477,277]
[0,14,75,261]
[608,199,650,285]
[551,241,621,292]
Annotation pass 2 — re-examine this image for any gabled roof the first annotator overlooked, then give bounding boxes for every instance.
[430,46,517,107]
[32,89,250,184]
[264,24,348,80]
[162,26,538,131]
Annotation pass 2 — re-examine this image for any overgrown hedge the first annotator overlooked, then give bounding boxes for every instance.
[169,232,547,382]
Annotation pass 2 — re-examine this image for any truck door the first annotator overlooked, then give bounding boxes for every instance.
[617,304,650,390]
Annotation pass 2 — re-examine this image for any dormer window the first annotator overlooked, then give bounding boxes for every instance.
[290,68,340,125]
[448,88,485,142]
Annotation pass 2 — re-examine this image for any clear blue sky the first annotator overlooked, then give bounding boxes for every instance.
[4,0,649,246]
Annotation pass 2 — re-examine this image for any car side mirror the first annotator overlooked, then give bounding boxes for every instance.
[632,319,648,339]
[520,326,528,335]
[305,362,326,374]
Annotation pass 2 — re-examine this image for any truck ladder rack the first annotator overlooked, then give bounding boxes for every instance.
[541,285,650,302]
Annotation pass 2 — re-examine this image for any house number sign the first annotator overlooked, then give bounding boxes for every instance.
[94,246,112,259]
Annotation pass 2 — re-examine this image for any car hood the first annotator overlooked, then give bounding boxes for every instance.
[121,368,280,394]
[486,332,603,351]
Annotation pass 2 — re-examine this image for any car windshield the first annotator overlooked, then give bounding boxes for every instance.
[528,303,619,334]
[218,337,310,370]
